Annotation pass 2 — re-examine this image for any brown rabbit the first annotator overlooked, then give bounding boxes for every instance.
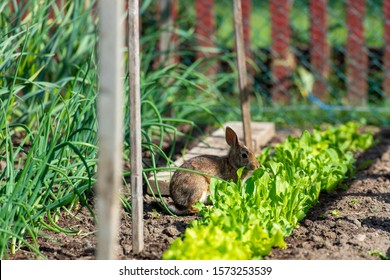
[168,126,259,215]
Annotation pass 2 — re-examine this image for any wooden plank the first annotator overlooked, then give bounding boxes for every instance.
[310,0,329,100]
[128,0,144,254]
[147,122,275,196]
[270,0,293,103]
[96,0,124,260]
[346,0,367,105]
[233,0,253,151]
[214,122,275,153]
[383,0,390,100]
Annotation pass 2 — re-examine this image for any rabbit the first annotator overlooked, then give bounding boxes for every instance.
[168,126,259,215]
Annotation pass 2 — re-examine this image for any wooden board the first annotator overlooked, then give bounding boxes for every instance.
[147,121,275,196]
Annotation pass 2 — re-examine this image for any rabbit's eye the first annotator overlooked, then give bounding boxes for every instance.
[241,152,248,159]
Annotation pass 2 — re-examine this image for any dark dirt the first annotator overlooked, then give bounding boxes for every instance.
[10,128,390,260]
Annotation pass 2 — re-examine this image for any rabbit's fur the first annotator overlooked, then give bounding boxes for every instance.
[168,126,259,215]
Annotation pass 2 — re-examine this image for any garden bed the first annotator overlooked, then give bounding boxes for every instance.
[10,127,390,260]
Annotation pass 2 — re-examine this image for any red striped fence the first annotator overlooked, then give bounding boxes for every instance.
[346,0,367,105]
[383,0,390,100]
[192,0,389,105]
[11,0,390,105]
[310,0,329,101]
[193,0,390,105]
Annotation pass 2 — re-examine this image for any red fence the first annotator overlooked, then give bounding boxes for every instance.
[11,0,390,105]
[346,0,367,105]
[270,0,292,103]
[310,0,329,101]
[187,0,390,105]
[383,0,390,100]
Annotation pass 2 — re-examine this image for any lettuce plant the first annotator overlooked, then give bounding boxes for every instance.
[163,122,373,260]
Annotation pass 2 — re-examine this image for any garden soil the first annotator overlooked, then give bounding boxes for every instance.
[11,128,390,260]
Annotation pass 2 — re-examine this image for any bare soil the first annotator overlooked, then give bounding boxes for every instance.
[10,128,390,260]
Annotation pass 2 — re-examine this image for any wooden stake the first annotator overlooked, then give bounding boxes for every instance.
[233,0,252,150]
[128,0,144,254]
[96,0,124,260]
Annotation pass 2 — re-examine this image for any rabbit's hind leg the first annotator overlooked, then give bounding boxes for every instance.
[187,181,210,213]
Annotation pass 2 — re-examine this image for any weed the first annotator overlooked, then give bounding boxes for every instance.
[331,210,341,217]
[348,198,359,205]
[368,250,388,260]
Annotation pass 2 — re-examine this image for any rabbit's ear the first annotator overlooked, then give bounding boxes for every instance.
[225,126,240,147]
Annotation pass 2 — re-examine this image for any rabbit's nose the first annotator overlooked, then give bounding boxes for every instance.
[248,161,259,170]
